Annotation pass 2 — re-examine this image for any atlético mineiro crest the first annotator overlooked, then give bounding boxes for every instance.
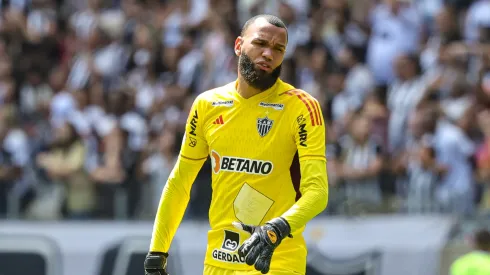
[257,116,273,137]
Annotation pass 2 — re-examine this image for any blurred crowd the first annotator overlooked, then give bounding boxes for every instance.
[1,0,490,220]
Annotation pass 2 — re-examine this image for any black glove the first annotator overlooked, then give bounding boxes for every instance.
[233,217,292,274]
[144,252,169,275]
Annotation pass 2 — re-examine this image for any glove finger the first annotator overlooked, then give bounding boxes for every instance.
[232,221,256,234]
[255,247,273,274]
[245,241,263,266]
[238,234,260,257]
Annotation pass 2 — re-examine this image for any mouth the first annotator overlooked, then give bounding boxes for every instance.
[256,61,272,72]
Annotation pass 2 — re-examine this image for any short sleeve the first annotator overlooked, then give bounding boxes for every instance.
[291,91,326,161]
[180,96,209,160]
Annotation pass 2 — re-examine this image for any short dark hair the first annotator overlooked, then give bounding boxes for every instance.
[240,14,288,39]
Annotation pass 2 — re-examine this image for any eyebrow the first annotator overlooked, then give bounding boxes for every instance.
[252,38,286,49]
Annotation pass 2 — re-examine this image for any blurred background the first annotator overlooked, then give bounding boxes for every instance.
[0,0,490,274]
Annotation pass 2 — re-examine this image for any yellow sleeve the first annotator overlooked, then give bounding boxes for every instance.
[149,95,209,252]
[149,155,206,252]
[281,90,328,232]
[281,159,328,232]
[180,95,209,160]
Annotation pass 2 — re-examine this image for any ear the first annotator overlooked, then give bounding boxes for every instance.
[234,36,243,56]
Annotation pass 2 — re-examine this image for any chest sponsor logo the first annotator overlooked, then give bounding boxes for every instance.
[212,100,234,107]
[297,114,307,147]
[221,230,239,251]
[189,110,198,136]
[211,150,273,175]
[257,116,274,137]
[212,249,246,264]
[259,102,284,110]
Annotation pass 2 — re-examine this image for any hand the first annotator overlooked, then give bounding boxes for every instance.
[144,252,169,275]
[233,217,292,274]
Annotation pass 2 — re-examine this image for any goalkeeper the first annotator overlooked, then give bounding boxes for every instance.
[144,14,329,275]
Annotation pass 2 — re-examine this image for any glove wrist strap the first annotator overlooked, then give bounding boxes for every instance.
[267,217,292,239]
[149,251,169,257]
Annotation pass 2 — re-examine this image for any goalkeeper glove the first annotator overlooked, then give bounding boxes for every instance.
[233,217,292,274]
[144,252,169,275]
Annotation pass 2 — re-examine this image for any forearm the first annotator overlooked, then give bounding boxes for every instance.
[281,159,329,232]
[342,159,382,180]
[149,155,206,252]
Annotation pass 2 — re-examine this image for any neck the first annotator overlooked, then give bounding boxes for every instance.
[237,75,263,99]
[354,137,368,145]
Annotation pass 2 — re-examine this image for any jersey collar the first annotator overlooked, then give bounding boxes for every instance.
[232,78,282,104]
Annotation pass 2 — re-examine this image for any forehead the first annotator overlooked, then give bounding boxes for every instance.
[244,18,287,44]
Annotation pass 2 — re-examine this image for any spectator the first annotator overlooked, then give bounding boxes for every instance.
[0,106,29,218]
[420,4,461,72]
[322,0,368,62]
[328,65,354,137]
[19,66,53,121]
[141,123,178,214]
[331,111,384,214]
[402,134,441,214]
[366,0,422,85]
[387,53,427,155]
[433,103,476,216]
[34,120,93,219]
[338,44,375,105]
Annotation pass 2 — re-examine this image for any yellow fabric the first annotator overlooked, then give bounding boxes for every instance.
[149,155,205,252]
[203,264,303,275]
[450,251,490,275]
[149,79,329,274]
[281,158,328,232]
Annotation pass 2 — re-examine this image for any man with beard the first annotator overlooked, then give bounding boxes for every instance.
[144,14,329,275]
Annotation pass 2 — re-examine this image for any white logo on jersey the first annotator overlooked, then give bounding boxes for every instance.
[224,239,238,250]
[211,150,273,175]
[259,102,284,110]
[221,230,240,251]
[212,249,246,264]
[212,100,234,107]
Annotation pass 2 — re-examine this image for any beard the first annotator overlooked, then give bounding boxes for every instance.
[238,52,282,91]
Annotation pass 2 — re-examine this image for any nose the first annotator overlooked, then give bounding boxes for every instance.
[262,48,273,62]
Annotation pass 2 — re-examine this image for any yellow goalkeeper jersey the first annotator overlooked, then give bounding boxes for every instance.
[150,79,328,274]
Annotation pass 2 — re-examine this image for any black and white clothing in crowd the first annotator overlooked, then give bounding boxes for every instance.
[402,136,441,214]
[387,54,428,155]
[331,113,384,211]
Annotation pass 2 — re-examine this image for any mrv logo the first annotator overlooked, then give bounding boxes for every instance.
[189,110,198,136]
[211,150,273,175]
[297,115,307,147]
